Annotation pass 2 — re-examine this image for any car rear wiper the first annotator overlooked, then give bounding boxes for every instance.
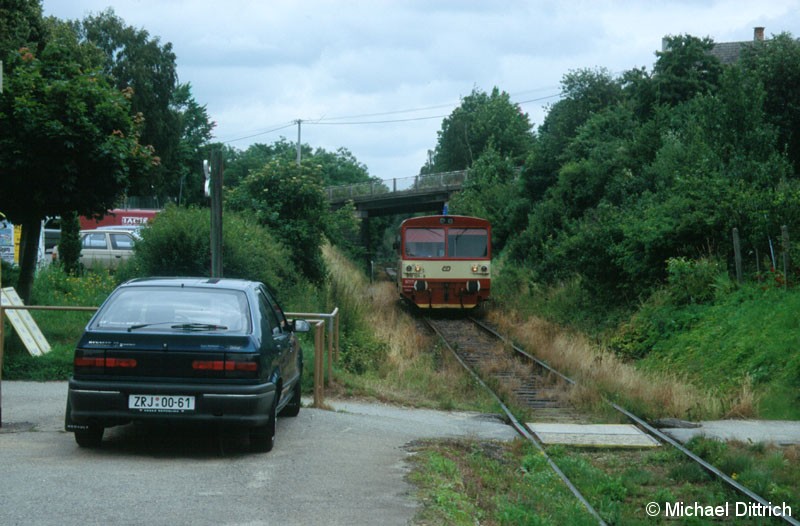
[170,323,228,331]
[127,321,175,332]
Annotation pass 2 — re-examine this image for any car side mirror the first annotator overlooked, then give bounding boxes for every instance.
[292,319,311,333]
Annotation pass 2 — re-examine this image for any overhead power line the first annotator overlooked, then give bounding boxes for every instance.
[312,101,460,122]
[220,122,296,144]
[216,89,564,144]
[308,114,449,126]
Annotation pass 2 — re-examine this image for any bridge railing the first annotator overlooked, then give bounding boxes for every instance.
[326,170,469,202]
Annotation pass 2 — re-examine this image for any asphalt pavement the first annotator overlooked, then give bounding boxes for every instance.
[662,419,800,446]
[0,381,517,526]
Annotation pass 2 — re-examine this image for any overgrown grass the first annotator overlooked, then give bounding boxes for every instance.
[485,308,734,421]
[407,439,598,525]
[548,443,793,525]
[686,437,800,509]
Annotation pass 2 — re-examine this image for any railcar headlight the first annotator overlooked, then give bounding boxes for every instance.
[481,265,488,273]
[405,265,413,272]
[471,264,478,272]
[414,265,422,273]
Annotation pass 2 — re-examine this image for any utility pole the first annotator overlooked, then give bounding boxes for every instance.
[296,119,302,166]
[204,153,224,278]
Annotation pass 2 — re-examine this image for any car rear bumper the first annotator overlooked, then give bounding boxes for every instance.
[66,378,277,430]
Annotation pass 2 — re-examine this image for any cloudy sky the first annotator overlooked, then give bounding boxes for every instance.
[42,0,800,183]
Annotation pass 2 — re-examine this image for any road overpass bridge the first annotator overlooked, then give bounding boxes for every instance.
[325,170,468,217]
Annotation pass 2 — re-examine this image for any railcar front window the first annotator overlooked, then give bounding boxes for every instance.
[447,228,488,257]
[405,228,445,257]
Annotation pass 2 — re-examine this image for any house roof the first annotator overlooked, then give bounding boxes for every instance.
[709,27,766,64]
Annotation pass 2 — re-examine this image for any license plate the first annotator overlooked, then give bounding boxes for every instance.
[129,394,195,413]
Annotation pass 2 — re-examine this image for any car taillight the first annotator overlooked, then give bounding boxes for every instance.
[192,355,259,378]
[74,350,137,373]
[105,358,137,368]
[228,361,258,372]
[75,356,105,368]
[192,360,226,371]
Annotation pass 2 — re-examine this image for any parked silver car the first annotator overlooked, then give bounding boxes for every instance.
[53,229,138,270]
[79,229,138,269]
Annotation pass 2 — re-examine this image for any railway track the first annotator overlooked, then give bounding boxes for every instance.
[427,317,586,420]
[424,315,799,526]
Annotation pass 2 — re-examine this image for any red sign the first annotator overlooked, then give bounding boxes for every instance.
[80,209,159,230]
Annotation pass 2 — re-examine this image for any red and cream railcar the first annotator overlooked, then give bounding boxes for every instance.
[397,215,491,309]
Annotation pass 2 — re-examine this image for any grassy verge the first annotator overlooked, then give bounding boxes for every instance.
[492,260,800,421]
[407,439,598,525]
[408,437,799,525]
[631,285,800,419]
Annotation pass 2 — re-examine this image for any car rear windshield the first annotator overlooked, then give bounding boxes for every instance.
[91,287,251,333]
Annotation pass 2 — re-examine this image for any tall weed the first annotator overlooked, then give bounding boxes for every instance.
[487,308,727,420]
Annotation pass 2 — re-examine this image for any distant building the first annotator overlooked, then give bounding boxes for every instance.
[709,27,766,64]
[660,27,767,64]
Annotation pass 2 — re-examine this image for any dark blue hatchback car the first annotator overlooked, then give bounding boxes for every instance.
[65,277,309,452]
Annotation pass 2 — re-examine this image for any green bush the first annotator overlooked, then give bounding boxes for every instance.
[339,329,387,374]
[129,205,305,301]
[665,256,725,304]
[2,347,73,380]
[0,259,19,288]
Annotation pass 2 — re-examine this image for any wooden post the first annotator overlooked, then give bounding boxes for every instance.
[313,321,324,407]
[326,317,333,386]
[732,228,743,284]
[209,150,224,278]
[755,247,760,276]
[782,225,790,289]
[334,308,340,362]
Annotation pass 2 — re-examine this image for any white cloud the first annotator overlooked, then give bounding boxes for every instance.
[41,0,800,180]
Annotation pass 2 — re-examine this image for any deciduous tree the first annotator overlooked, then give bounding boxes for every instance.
[77,9,212,202]
[226,160,328,282]
[422,87,534,174]
[0,19,153,301]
